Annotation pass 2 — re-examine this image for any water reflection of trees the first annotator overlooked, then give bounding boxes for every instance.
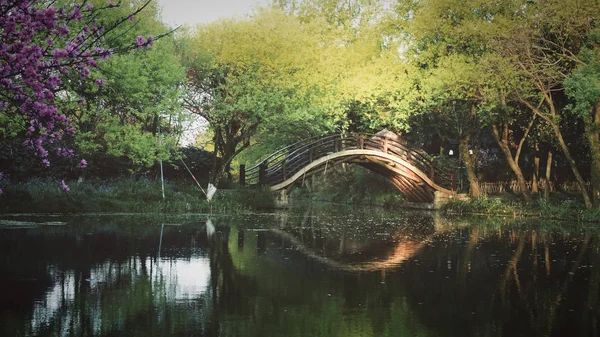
[399,225,600,337]
[0,223,215,337]
[1,214,599,337]
[216,211,447,337]
[221,212,600,337]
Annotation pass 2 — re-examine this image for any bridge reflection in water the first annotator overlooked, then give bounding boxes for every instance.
[265,210,467,272]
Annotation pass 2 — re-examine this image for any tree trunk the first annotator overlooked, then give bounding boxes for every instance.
[533,143,540,194]
[550,122,592,208]
[459,135,481,197]
[521,97,593,208]
[544,151,553,201]
[586,103,600,207]
[491,122,531,202]
[223,141,236,183]
[210,127,221,186]
[211,141,250,186]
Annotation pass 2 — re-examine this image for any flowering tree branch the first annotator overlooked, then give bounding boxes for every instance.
[0,0,173,192]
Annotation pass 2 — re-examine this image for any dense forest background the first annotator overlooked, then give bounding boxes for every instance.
[1,0,599,208]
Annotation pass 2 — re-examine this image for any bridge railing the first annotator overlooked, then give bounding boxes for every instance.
[245,135,332,183]
[244,133,454,190]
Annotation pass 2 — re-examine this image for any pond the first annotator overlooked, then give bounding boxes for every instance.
[0,206,598,337]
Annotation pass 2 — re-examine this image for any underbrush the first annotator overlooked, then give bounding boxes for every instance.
[0,177,274,214]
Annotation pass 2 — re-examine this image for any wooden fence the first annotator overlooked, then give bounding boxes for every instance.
[478,180,591,195]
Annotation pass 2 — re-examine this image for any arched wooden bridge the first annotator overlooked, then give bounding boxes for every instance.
[243,132,456,203]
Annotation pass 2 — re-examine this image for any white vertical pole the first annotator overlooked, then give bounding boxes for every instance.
[160,159,165,200]
[158,223,164,259]
[158,118,165,200]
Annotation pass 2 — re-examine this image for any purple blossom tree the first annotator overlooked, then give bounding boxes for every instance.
[0,0,157,163]
[0,0,167,191]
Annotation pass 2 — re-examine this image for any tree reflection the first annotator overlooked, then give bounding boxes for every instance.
[1,213,599,337]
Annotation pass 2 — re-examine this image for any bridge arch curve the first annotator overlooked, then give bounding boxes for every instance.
[244,132,456,203]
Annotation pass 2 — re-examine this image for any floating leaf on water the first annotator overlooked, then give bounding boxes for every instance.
[42,222,66,226]
[0,220,39,228]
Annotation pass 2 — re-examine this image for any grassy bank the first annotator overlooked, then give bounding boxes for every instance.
[0,178,275,214]
[441,195,600,223]
[3,177,599,223]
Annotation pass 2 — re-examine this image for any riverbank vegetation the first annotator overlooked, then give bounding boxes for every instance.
[0,177,274,214]
[290,165,600,222]
[442,196,600,223]
[1,0,600,215]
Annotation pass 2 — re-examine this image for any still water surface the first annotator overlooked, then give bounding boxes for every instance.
[1,207,599,337]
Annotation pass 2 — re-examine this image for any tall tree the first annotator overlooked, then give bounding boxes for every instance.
[497,0,600,208]
[389,0,522,198]
[180,7,400,183]
[180,10,320,183]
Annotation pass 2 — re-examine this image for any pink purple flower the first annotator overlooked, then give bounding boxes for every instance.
[136,35,147,48]
[60,180,70,192]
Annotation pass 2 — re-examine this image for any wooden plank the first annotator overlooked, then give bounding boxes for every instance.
[398,175,432,203]
[390,176,422,202]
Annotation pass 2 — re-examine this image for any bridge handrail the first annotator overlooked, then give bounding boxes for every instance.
[245,133,454,190]
[245,134,341,181]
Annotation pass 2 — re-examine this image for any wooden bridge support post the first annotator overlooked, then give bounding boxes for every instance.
[240,164,246,186]
[259,163,266,186]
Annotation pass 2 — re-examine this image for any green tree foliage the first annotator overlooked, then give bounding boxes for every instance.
[564,33,600,206]
[181,8,344,182]
[500,0,600,208]
[387,0,515,197]
[179,2,417,184]
[275,0,415,132]
[180,9,328,182]
[68,0,186,174]
[383,0,600,207]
